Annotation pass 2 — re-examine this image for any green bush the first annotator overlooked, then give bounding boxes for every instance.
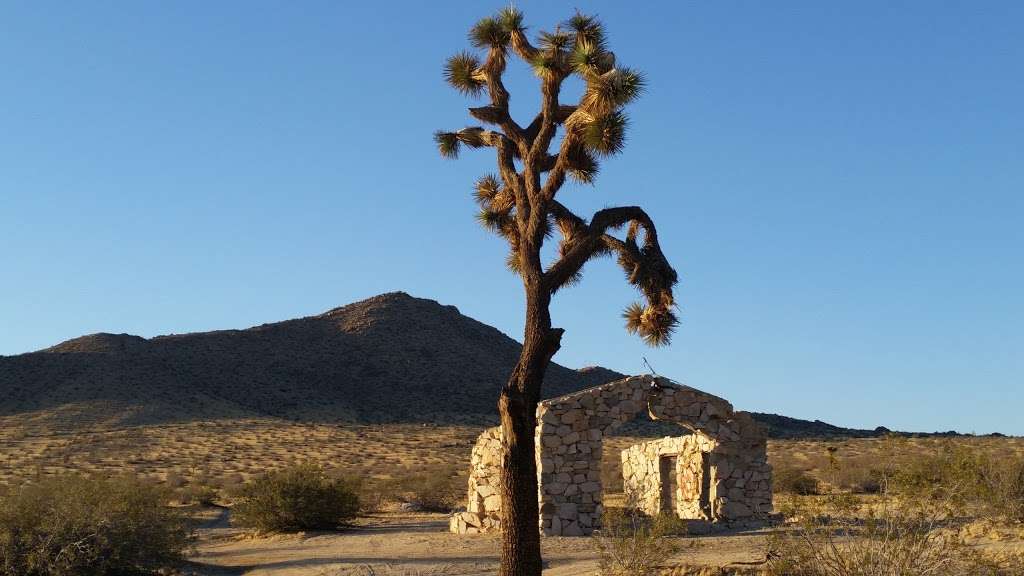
[773,465,819,495]
[232,463,360,533]
[0,475,188,576]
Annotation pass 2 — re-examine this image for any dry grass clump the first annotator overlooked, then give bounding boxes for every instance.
[232,463,360,533]
[594,508,680,576]
[0,475,188,576]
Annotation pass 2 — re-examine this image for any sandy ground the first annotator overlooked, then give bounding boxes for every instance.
[188,509,774,576]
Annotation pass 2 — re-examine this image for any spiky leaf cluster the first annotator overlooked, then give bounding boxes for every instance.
[565,143,599,184]
[570,41,605,78]
[623,301,678,346]
[443,52,484,96]
[470,17,510,49]
[498,7,524,33]
[567,12,606,50]
[581,68,644,116]
[433,131,460,158]
[473,174,518,251]
[473,174,500,204]
[538,30,573,52]
[616,229,679,345]
[583,111,628,156]
[529,51,562,80]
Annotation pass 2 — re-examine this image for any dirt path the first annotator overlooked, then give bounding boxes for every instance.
[188,511,774,575]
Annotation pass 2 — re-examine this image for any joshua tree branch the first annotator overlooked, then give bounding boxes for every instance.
[539,131,580,202]
[523,106,576,145]
[531,78,564,159]
[477,63,527,150]
[544,204,663,291]
[494,139,529,231]
[509,28,538,62]
[444,126,508,150]
[537,154,557,173]
[589,206,659,243]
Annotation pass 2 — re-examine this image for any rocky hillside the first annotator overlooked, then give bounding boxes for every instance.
[2,291,964,438]
[747,413,884,439]
[0,292,624,429]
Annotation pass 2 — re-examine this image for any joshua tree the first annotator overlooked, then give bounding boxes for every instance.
[434,9,678,575]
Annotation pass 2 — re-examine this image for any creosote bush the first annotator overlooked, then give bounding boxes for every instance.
[595,508,680,576]
[773,465,819,496]
[383,464,465,512]
[336,464,465,513]
[232,463,360,533]
[0,475,188,576]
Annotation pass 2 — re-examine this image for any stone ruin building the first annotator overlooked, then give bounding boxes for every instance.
[450,375,772,536]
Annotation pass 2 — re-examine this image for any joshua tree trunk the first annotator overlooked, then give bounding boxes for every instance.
[496,398,541,574]
[434,9,680,576]
[498,287,560,574]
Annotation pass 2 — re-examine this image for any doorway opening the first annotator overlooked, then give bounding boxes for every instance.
[659,455,678,514]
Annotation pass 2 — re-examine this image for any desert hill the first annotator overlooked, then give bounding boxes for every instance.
[1,292,955,438]
[0,292,624,430]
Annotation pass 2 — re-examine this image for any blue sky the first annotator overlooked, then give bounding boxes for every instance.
[1,1,1021,434]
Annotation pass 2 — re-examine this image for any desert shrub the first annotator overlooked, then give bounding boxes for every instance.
[382,464,464,512]
[163,471,187,489]
[0,474,188,576]
[184,484,220,506]
[232,463,359,533]
[350,478,389,513]
[218,473,247,502]
[982,457,1024,521]
[889,443,1024,520]
[595,508,679,576]
[846,469,883,495]
[828,456,885,494]
[773,465,819,496]
[323,471,391,514]
[651,511,689,537]
[766,493,1021,576]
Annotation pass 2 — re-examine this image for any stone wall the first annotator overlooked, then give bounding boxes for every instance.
[707,411,774,520]
[449,427,503,534]
[450,375,772,536]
